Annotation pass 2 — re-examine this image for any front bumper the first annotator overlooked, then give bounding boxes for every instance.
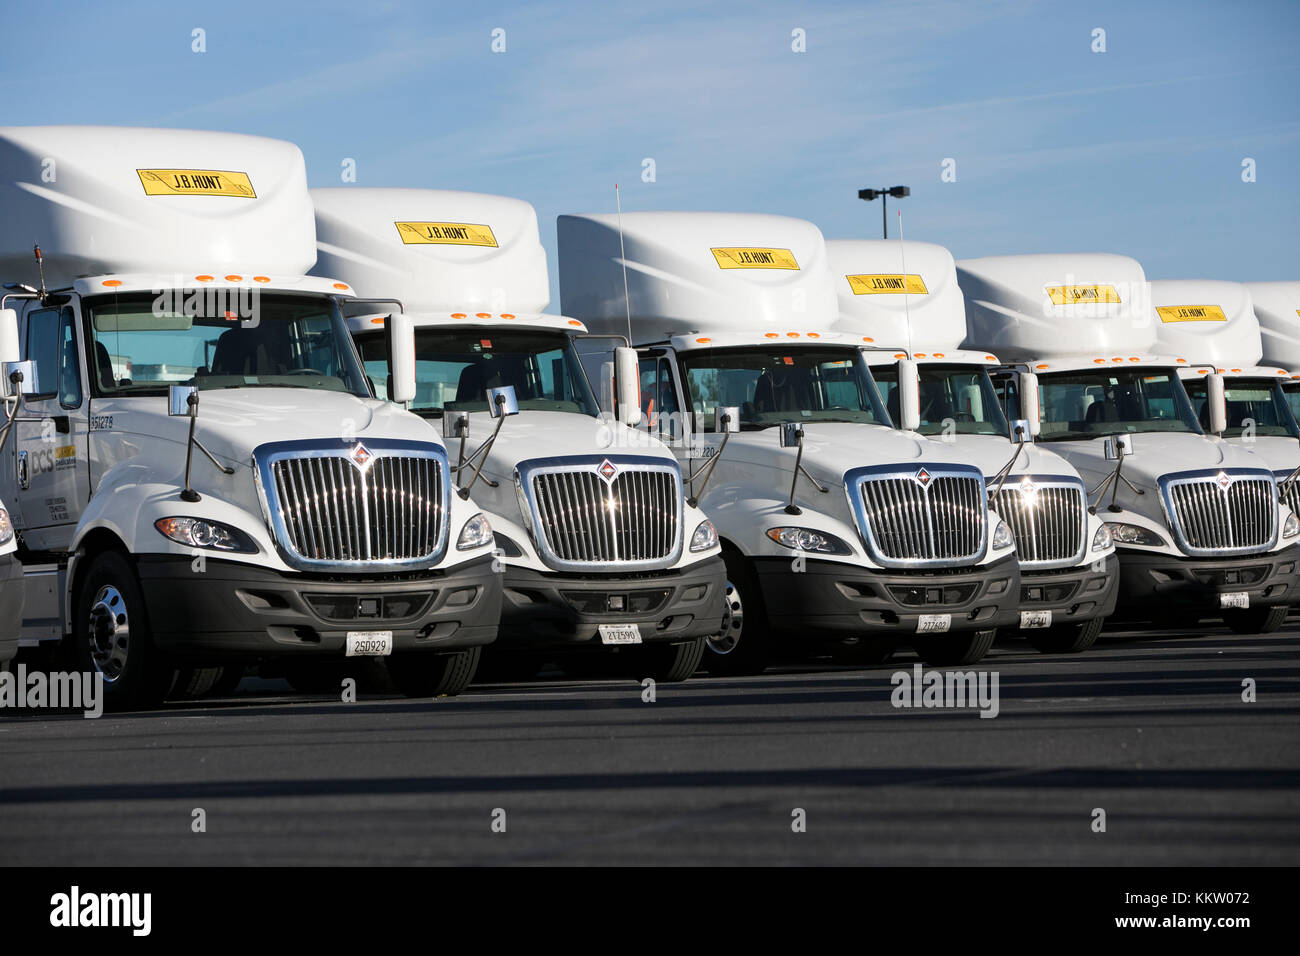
[137,554,502,661]
[0,554,21,662]
[1113,544,1300,618]
[1015,555,1119,627]
[753,553,1021,636]
[498,556,726,650]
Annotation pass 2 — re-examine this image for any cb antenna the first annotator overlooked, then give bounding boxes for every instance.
[614,184,632,343]
[896,212,913,358]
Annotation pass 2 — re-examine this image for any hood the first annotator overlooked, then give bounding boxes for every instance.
[938,433,1084,481]
[94,388,444,467]
[1047,431,1270,491]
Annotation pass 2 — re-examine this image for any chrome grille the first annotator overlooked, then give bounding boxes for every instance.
[849,465,988,568]
[1162,471,1277,555]
[258,441,448,569]
[521,457,682,570]
[993,478,1086,567]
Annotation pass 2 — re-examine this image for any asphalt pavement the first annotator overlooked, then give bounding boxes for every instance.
[1,625,1297,865]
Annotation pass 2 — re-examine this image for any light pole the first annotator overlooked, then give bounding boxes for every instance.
[858,185,910,238]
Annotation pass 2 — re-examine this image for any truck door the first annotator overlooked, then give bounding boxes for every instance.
[13,300,91,551]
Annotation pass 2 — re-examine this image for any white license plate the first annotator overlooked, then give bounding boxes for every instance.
[916,614,952,634]
[346,630,394,657]
[599,623,643,645]
[1020,609,1052,629]
[1220,592,1249,609]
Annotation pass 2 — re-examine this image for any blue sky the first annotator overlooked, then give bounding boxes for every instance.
[3,0,1297,309]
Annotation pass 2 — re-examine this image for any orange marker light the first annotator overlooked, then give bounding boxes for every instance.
[985,355,997,361]
[1036,363,1049,370]
[225,274,242,282]
[765,333,779,339]
[1093,359,1106,364]
[786,332,799,338]
[933,352,944,357]
[696,337,711,343]
[370,317,385,325]
[808,332,821,338]
[102,279,122,287]
[894,353,906,359]
[253,276,271,283]
[451,313,467,319]
[915,352,927,358]
[196,275,214,282]
[568,320,581,326]
[864,337,875,343]
[501,313,515,319]
[476,312,491,318]
[333,283,349,291]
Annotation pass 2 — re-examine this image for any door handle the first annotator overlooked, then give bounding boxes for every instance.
[17,450,29,491]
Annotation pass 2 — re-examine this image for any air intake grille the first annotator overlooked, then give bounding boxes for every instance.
[258,442,448,569]
[522,458,682,570]
[851,466,988,567]
[1164,471,1276,555]
[993,479,1086,566]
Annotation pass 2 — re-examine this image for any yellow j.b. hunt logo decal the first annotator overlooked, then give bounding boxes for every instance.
[1156,305,1227,323]
[846,274,928,295]
[137,169,256,198]
[710,247,799,270]
[394,222,499,247]
[1046,284,1122,305]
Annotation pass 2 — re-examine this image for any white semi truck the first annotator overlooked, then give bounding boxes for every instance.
[310,188,725,682]
[1248,282,1300,421]
[959,254,1300,633]
[826,239,1118,653]
[0,126,502,708]
[558,211,1022,672]
[1150,280,1300,524]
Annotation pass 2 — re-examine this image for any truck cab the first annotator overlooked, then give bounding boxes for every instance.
[311,188,725,683]
[959,254,1300,634]
[826,239,1118,653]
[0,126,502,708]
[1150,280,1300,522]
[1247,281,1300,427]
[559,211,1023,672]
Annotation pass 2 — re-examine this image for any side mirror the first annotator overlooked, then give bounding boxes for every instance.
[715,406,740,434]
[1017,371,1041,438]
[1105,433,1135,459]
[897,358,921,432]
[614,346,643,426]
[779,422,804,448]
[0,308,19,366]
[1206,372,1227,435]
[3,360,38,397]
[487,385,520,418]
[168,384,198,417]
[443,410,470,440]
[385,312,417,404]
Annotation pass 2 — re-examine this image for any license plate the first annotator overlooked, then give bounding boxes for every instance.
[916,614,952,634]
[1220,592,1249,609]
[346,630,393,657]
[598,623,643,645]
[1020,609,1052,629]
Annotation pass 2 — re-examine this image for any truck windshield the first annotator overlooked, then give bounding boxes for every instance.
[84,292,370,397]
[677,346,889,431]
[1284,382,1300,423]
[1037,368,1202,440]
[355,328,600,418]
[1183,377,1300,438]
[872,362,1009,436]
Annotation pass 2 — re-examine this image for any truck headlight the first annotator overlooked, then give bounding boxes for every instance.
[154,517,258,553]
[765,527,851,555]
[992,520,1015,551]
[1091,522,1113,551]
[1284,512,1299,539]
[0,507,12,546]
[690,519,718,552]
[457,513,493,551]
[1106,522,1167,547]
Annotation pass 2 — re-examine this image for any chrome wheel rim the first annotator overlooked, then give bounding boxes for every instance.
[708,580,743,655]
[88,585,130,683]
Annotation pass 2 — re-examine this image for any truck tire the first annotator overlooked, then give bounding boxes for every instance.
[1027,617,1104,654]
[1222,605,1289,635]
[169,667,224,700]
[703,549,771,677]
[830,636,895,667]
[386,647,481,698]
[913,627,996,667]
[635,637,705,683]
[73,551,174,711]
